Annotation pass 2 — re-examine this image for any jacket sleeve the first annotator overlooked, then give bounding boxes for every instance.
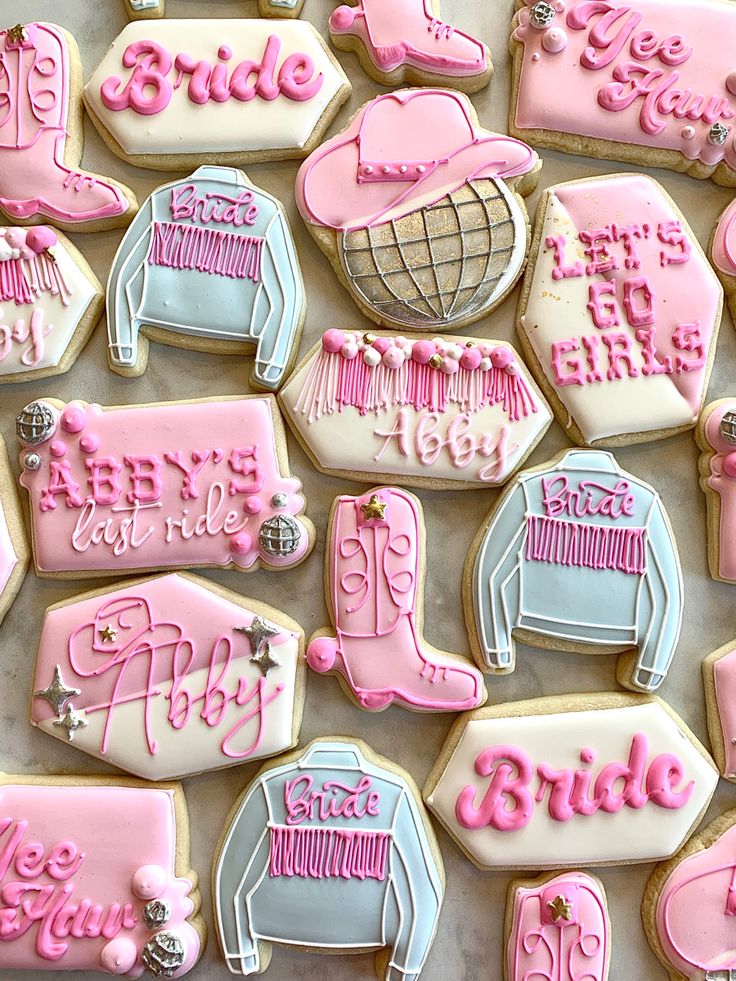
[471,481,527,670]
[384,791,443,981]
[214,777,272,976]
[633,498,684,691]
[105,194,154,370]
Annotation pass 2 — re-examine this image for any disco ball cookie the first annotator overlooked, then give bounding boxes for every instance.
[695,398,736,584]
[712,198,736,321]
[517,174,722,447]
[295,88,540,332]
[328,0,493,93]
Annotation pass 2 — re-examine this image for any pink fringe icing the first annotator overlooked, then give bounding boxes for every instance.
[149,221,264,281]
[294,349,537,423]
[0,254,71,307]
[525,514,647,575]
[269,825,390,881]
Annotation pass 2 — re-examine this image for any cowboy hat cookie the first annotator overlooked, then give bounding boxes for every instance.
[31,573,305,780]
[643,809,736,980]
[295,88,540,331]
[83,20,350,172]
[214,737,444,979]
[423,692,718,871]
[696,398,736,584]
[0,23,137,231]
[307,487,486,714]
[328,0,493,92]
[0,225,103,382]
[703,639,736,783]
[509,0,736,184]
[464,447,683,693]
[505,871,611,981]
[107,166,305,392]
[517,174,723,447]
[0,433,29,626]
[279,329,551,490]
[15,394,314,578]
[712,198,736,320]
[0,772,205,976]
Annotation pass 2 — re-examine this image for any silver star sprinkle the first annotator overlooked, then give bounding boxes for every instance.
[53,704,87,741]
[34,665,80,716]
[235,616,281,676]
[249,644,281,677]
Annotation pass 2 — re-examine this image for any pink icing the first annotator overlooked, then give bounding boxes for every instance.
[0,781,200,975]
[656,821,736,976]
[0,24,130,224]
[268,826,389,880]
[512,0,736,175]
[284,775,381,825]
[703,400,736,581]
[713,648,736,778]
[0,494,18,600]
[18,397,310,574]
[507,872,609,981]
[713,198,736,278]
[149,221,264,281]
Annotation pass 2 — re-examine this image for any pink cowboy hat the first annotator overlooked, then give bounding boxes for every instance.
[296,88,537,233]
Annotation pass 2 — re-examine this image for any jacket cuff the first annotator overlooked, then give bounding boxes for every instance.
[385,967,419,981]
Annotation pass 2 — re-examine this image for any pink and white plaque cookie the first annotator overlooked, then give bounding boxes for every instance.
[15,395,314,578]
[644,809,736,980]
[279,330,551,489]
[0,433,29,625]
[505,871,611,981]
[328,0,493,92]
[517,174,722,446]
[307,487,486,713]
[0,23,137,230]
[0,773,204,976]
[510,0,736,183]
[712,197,736,321]
[696,398,736,584]
[31,573,305,780]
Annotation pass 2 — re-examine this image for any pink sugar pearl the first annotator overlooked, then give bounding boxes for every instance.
[490,347,514,369]
[412,340,435,364]
[382,347,405,369]
[460,347,482,370]
[26,226,57,254]
[372,337,390,355]
[441,357,459,374]
[322,329,345,353]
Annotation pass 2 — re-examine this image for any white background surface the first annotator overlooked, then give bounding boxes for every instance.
[2,1,736,979]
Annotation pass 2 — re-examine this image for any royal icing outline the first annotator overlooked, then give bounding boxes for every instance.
[214,737,444,979]
[510,0,736,183]
[307,486,486,713]
[15,394,314,578]
[0,433,29,626]
[295,88,539,331]
[0,23,137,230]
[517,173,723,446]
[0,772,204,976]
[696,398,736,584]
[712,197,736,322]
[279,329,552,489]
[466,447,684,692]
[106,166,305,391]
[121,0,304,18]
[703,640,736,784]
[83,20,351,171]
[31,572,306,781]
[328,0,492,92]
[505,871,611,981]
[424,693,719,871]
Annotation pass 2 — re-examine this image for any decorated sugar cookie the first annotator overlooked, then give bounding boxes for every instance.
[295,89,540,331]
[423,693,718,870]
[695,398,736,584]
[712,198,736,321]
[279,330,551,489]
[703,640,736,783]
[0,225,103,381]
[84,20,350,172]
[329,0,492,92]
[16,395,314,577]
[0,773,204,976]
[465,448,683,692]
[510,0,736,184]
[31,573,305,780]
[0,434,29,625]
[643,809,736,980]
[122,0,164,19]
[505,871,610,981]
[214,737,443,979]
[121,0,304,16]
[107,166,304,391]
[0,23,137,230]
[517,174,722,446]
[307,487,486,713]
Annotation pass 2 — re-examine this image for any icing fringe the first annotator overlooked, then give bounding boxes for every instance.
[0,255,72,307]
[149,221,264,282]
[525,515,647,575]
[294,349,537,423]
[269,826,390,880]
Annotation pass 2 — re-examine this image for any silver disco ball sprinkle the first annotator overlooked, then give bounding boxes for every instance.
[709,122,730,146]
[23,452,42,471]
[16,401,55,446]
[259,514,301,558]
[530,0,556,28]
[142,932,185,977]
[721,410,736,445]
[143,899,171,930]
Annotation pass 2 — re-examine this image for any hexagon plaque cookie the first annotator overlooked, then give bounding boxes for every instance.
[517,174,722,446]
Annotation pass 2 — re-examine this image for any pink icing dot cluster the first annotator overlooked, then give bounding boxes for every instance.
[0,226,57,261]
[321,329,519,377]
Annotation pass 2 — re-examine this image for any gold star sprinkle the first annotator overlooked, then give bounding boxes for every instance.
[99,624,117,643]
[360,494,387,521]
[546,895,573,922]
[6,24,27,44]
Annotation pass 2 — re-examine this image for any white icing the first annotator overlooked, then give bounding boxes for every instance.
[0,498,17,596]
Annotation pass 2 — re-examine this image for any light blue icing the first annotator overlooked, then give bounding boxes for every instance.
[107,165,304,391]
